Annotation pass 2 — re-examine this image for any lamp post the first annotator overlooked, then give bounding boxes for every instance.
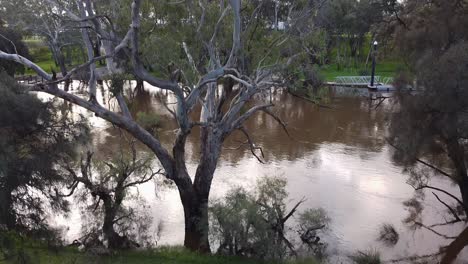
[370,40,378,87]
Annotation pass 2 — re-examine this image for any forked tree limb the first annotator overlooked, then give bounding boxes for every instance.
[238,126,264,163]
[432,192,462,222]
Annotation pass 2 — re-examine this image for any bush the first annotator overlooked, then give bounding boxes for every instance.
[349,249,381,264]
[29,46,52,62]
[136,112,162,135]
[377,223,399,246]
[210,176,329,261]
[303,64,324,91]
[0,27,30,76]
[0,230,34,264]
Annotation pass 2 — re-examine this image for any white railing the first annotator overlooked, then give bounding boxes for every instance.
[335,76,394,85]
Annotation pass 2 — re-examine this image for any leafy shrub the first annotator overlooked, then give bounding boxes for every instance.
[210,176,329,261]
[350,249,381,264]
[136,112,163,135]
[303,64,324,91]
[0,230,33,264]
[30,46,52,62]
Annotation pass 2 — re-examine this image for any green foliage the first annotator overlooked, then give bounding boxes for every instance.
[0,72,89,231]
[108,73,132,96]
[134,0,331,90]
[377,224,399,247]
[210,176,328,261]
[349,250,381,264]
[0,243,323,264]
[319,60,402,81]
[22,38,57,75]
[70,141,158,250]
[0,229,65,264]
[388,2,468,235]
[0,230,34,264]
[256,176,288,210]
[0,26,30,76]
[317,0,384,62]
[298,209,330,231]
[284,54,324,92]
[29,46,51,62]
[136,112,162,136]
[210,187,272,257]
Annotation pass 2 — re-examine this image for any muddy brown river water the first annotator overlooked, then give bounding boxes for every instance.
[40,81,467,262]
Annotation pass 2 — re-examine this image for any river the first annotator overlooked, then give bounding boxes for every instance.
[41,81,467,262]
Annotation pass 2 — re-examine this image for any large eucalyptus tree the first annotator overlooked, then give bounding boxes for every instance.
[0,0,318,251]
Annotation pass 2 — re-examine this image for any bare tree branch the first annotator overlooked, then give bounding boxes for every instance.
[282,198,306,223]
[413,221,457,239]
[414,185,466,212]
[238,126,264,163]
[262,108,290,137]
[432,192,462,222]
[29,83,174,176]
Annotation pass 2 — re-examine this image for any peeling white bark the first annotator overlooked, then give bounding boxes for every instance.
[0,51,51,80]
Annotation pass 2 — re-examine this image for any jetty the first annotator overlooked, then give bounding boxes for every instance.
[326,76,395,91]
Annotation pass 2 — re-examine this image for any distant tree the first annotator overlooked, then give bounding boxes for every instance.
[388,0,468,262]
[317,0,384,67]
[0,72,88,232]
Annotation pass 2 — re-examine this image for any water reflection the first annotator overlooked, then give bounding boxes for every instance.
[41,81,466,261]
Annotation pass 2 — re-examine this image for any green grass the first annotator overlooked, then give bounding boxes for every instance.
[318,34,405,82]
[319,60,404,82]
[19,37,57,75]
[27,60,56,74]
[21,37,88,75]
[23,38,47,50]
[1,246,320,264]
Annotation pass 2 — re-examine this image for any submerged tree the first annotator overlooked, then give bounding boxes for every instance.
[210,176,329,260]
[61,138,161,250]
[388,0,468,262]
[0,72,88,232]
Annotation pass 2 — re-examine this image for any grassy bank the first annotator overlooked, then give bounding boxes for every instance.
[319,60,403,82]
[22,38,56,75]
[1,246,320,264]
[318,34,404,82]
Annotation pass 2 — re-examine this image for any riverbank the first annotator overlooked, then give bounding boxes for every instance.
[319,61,402,82]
